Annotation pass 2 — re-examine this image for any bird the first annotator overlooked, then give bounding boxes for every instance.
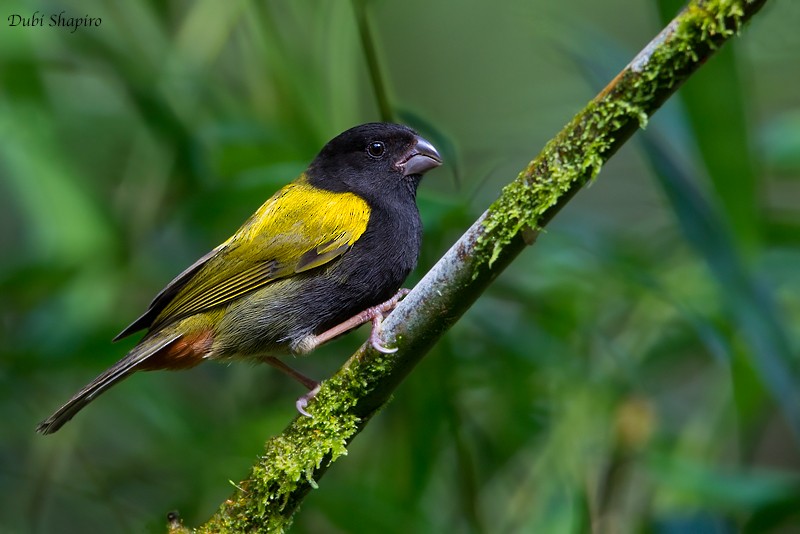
[36,122,442,434]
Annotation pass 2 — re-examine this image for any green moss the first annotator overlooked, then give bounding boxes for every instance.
[476,96,646,267]
[689,0,745,42]
[474,0,750,269]
[200,408,361,532]
[197,352,394,533]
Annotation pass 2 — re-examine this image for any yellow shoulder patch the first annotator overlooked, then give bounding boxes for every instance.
[153,175,371,326]
[232,178,371,252]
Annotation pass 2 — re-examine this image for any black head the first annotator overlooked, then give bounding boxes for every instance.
[307,123,441,204]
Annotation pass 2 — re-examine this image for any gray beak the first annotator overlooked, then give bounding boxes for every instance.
[398,135,442,177]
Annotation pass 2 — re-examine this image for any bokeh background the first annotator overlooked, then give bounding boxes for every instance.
[3,0,800,532]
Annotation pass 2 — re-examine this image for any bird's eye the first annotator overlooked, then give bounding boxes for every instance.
[367,141,385,158]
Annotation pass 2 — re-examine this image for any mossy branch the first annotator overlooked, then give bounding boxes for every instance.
[172,1,770,531]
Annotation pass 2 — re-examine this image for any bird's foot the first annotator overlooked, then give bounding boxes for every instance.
[302,288,411,353]
[363,288,410,353]
[296,384,322,417]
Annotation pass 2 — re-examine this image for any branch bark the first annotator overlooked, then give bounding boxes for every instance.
[175,1,770,531]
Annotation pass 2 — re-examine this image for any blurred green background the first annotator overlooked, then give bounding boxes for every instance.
[2,0,800,532]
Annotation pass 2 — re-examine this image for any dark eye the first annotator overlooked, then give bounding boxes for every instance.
[367,141,385,158]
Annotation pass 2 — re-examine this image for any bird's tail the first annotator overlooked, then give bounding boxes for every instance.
[36,334,181,435]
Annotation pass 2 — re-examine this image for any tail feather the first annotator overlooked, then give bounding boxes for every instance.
[36,334,180,435]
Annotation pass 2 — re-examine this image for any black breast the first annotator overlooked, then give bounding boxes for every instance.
[310,193,422,334]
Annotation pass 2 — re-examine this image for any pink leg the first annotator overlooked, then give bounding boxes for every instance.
[301,289,410,354]
[273,289,411,417]
[262,356,321,418]
[263,356,318,390]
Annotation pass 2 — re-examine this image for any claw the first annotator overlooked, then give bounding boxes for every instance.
[296,384,321,417]
[368,315,399,354]
[371,338,398,354]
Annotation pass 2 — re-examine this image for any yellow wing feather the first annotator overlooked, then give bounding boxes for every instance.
[151,176,370,328]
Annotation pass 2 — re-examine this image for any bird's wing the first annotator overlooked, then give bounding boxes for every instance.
[114,178,371,339]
